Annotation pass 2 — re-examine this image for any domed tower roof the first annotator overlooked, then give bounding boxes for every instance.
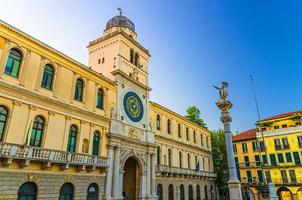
[106,15,135,32]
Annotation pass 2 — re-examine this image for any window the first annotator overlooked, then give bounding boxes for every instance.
[277,153,284,163]
[187,153,191,169]
[87,183,99,200]
[206,137,209,148]
[59,183,74,200]
[193,131,196,143]
[252,141,258,152]
[282,124,288,128]
[282,138,290,149]
[298,136,302,148]
[5,48,22,77]
[285,152,292,162]
[67,125,77,153]
[179,151,182,168]
[235,157,239,165]
[30,116,44,147]
[178,124,181,138]
[168,184,174,200]
[265,171,271,183]
[180,184,185,200]
[204,185,208,200]
[167,119,171,134]
[96,89,104,109]
[0,106,8,141]
[262,155,267,165]
[92,131,100,156]
[156,115,161,130]
[134,53,139,66]
[259,141,266,151]
[289,170,297,184]
[247,171,252,183]
[274,125,279,129]
[41,64,54,90]
[130,49,134,63]
[157,147,161,165]
[196,185,201,200]
[157,184,163,200]
[293,152,301,165]
[195,155,198,167]
[18,182,37,200]
[186,127,189,141]
[74,78,84,101]
[269,154,277,166]
[242,143,248,152]
[168,149,172,166]
[274,139,281,150]
[257,170,264,183]
[233,144,237,154]
[201,134,204,146]
[281,170,288,184]
[188,185,193,200]
[244,156,250,167]
[255,155,260,166]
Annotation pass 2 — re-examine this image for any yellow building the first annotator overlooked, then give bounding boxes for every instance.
[0,12,215,200]
[233,111,302,200]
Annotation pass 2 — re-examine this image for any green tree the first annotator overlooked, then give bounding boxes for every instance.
[211,129,229,198]
[185,106,207,128]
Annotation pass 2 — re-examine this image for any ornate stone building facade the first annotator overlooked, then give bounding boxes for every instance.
[0,13,215,200]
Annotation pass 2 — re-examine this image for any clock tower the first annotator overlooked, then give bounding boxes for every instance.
[88,12,157,200]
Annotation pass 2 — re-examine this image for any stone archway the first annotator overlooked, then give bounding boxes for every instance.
[277,187,293,200]
[122,156,141,200]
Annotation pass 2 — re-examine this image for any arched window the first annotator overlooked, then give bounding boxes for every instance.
[210,185,213,200]
[18,182,37,200]
[189,185,193,200]
[196,185,201,200]
[96,89,104,109]
[168,149,172,166]
[187,153,191,169]
[92,131,100,156]
[204,185,208,200]
[167,119,171,134]
[157,184,163,200]
[59,183,74,200]
[74,78,84,101]
[134,53,139,66]
[67,125,77,153]
[87,183,99,200]
[41,64,54,90]
[168,184,174,200]
[30,116,44,147]
[202,157,205,171]
[180,184,185,200]
[179,151,182,168]
[156,114,161,130]
[178,123,181,138]
[82,139,89,153]
[0,106,8,141]
[5,48,22,77]
[157,147,161,165]
[130,49,134,63]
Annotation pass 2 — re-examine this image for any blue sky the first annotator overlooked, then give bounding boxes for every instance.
[1,1,301,132]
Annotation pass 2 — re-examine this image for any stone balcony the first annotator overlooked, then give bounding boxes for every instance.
[238,162,302,169]
[156,164,216,180]
[0,142,108,171]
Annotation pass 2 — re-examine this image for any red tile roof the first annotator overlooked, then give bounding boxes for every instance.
[232,129,257,142]
[259,110,302,122]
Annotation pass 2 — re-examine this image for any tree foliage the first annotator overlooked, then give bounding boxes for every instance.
[211,129,229,198]
[185,106,207,128]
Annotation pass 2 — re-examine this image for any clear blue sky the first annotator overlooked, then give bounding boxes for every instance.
[1,0,301,132]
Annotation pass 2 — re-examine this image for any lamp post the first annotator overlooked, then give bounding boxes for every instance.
[214,82,242,200]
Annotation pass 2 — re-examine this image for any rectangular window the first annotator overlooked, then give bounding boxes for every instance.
[252,141,258,152]
[281,170,288,184]
[297,136,302,148]
[262,155,267,165]
[247,171,252,183]
[242,143,248,153]
[193,131,196,143]
[274,139,281,150]
[285,152,292,162]
[265,171,271,182]
[244,156,250,167]
[259,141,266,152]
[186,128,189,141]
[257,170,264,183]
[293,152,301,165]
[282,138,290,150]
[277,153,284,163]
[255,155,260,166]
[274,125,279,129]
[282,124,288,128]
[289,170,297,184]
[200,134,203,146]
[235,157,239,165]
[233,144,237,154]
[269,154,277,166]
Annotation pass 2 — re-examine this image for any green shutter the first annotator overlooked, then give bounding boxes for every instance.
[293,152,301,165]
[285,153,292,162]
[277,153,284,163]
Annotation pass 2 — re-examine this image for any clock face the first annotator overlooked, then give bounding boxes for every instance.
[123,91,144,122]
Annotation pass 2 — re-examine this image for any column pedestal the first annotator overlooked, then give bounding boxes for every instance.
[268,183,278,200]
[228,180,243,200]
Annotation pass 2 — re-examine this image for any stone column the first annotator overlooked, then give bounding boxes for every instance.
[0,38,10,77]
[146,153,151,197]
[112,146,122,199]
[151,153,157,197]
[216,98,242,200]
[105,146,114,200]
[140,171,146,199]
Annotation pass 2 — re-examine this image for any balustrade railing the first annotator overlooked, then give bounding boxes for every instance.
[0,142,107,167]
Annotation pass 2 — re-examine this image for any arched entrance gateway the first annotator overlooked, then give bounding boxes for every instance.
[123,157,141,200]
